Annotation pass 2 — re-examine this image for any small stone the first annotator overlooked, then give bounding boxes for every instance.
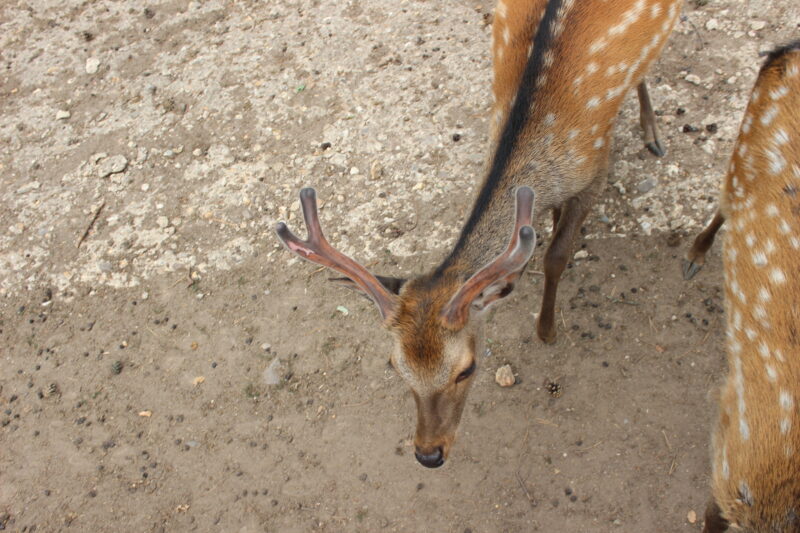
[156,216,169,228]
[637,177,658,194]
[573,250,589,260]
[85,57,100,74]
[192,148,202,157]
[97,155,128,178]
[750,20,766,31]
[687,510,697,524]
[705,18,719,31]
[685,74,702,86]
[349,166,359,175]
[261,343,272,353]
[56,110,71,120]
[264,358,282,385]
[495,364,515,387]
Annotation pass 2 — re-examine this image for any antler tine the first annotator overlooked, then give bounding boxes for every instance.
[441,187,536,329]
[275,188,398,321]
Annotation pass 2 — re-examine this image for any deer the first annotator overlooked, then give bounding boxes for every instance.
[699,41,800,533]
[277,0,683,468]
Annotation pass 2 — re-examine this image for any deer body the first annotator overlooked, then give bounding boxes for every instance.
[702,42,800,533]
[278,0,681,467]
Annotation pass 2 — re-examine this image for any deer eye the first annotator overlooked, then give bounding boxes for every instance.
[456,360,476,383]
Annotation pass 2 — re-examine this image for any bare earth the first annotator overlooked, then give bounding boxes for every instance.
[1,0,798,531]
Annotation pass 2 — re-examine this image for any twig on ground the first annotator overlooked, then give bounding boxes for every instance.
[76,200,106,248]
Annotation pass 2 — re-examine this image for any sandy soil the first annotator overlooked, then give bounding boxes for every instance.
[1,0,798,531]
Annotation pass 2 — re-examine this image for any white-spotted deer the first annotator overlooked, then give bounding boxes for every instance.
[697,42,800,533]
[277,0,682,467]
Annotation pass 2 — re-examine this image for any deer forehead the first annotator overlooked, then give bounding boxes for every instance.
[392,333,474,393]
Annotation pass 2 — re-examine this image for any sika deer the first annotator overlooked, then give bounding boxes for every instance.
[277,0,682,467]
[700,42,800,533]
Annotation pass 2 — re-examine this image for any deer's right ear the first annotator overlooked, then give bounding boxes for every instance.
[329,275,407,296]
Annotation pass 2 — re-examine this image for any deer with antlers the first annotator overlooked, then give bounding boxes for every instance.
[698,42,800,533]
[277,0,682,467]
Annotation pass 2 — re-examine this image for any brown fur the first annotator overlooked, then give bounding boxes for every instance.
[701,43,800,533]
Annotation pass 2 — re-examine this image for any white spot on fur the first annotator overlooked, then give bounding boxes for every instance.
[650,3,662,19]
[781,418,792,435]
[770,268,786,285]
[593,137,605,149]
[503,26,511,45]
[780,390,794,411]
[774,128,790,145]
[608,0,645,36]
[757,288,772,302]
[770,86,789,100]
[758,342,770,359]
[767,148,787,174]
[765,364,777,382]
[738,142,748,157]
[760,105,779,126]
[586,96,600,109]
[752,251,767,267]
[586,62,599,74]
[739,418,750,440]
[544,113,556,127]
[589,37,608,55]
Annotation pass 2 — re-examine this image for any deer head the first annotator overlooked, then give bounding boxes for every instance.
[276,187,536,467]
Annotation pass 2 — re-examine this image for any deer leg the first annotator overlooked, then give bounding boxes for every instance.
[701,499,729,533]
[637,80,666,157]
[683,210,725,280]
[537,183,600,344]
[552,207,562,231]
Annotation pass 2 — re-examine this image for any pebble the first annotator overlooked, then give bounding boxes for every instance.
[637,177,658,194]
[684,74,702,86]
[264,358,282,385]
[573,250,589,260]
[56,110,71,120]
[687,510,697,524]
[97,155,128,178]
[750,20,766,31]
[705,18,719,31]
[85,57,100,74]
[495,364,515,387]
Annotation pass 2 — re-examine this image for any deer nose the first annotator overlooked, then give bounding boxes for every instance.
[414,446,444,468]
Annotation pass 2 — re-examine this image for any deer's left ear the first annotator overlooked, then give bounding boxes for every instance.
[441,187,536,330]
[468,271,523,313]
[330,275,407,296]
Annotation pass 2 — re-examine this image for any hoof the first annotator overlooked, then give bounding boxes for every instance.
[536,325,557,345]
[645,140,666,158]
[682,258,704,280]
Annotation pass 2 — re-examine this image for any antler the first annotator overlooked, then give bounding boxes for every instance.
[275,188,399,321]
[440,186,536,329]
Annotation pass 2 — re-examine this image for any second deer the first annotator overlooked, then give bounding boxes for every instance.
[278,0,682,467]
[697,42,800,533]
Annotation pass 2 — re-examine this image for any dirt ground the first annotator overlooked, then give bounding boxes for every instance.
[1,0,798,531]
